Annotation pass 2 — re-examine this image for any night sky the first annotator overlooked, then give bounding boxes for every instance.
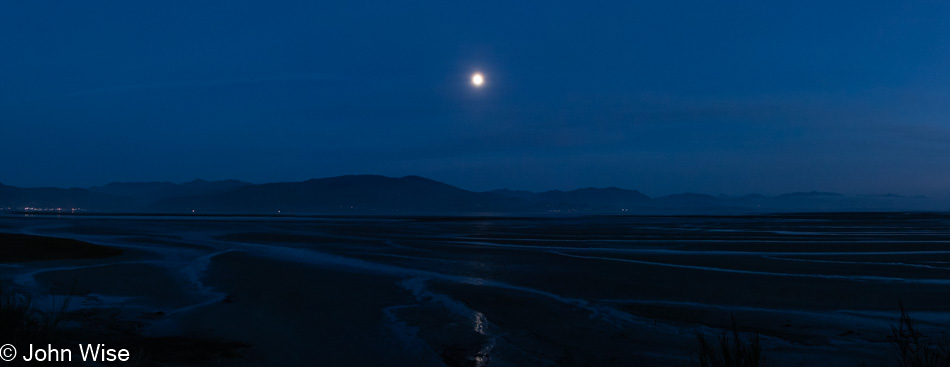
[2,1,949,197]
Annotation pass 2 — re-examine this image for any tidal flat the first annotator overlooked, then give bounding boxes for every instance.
[1,212,949,366]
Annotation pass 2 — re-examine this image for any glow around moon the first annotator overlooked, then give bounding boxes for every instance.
[471,73,484,87]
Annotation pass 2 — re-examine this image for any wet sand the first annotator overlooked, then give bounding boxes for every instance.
[1,212,949,366]
[175,251,427,366]
[0,233,121,262]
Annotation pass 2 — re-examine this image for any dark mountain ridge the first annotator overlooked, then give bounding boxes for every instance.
[88,179,249,206]
[0,183,132,211]
[490,187,649,211]
[148,175,530,213]
[0,176,946,214]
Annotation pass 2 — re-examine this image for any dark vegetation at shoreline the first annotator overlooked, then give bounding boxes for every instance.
[0,286,71,352]
[890,304,950,367]
[696,318,763,367]
[0,285,249,366]
[692,306,950,367]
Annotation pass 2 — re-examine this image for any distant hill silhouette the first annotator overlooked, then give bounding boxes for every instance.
[490,187,649,211]
[0,183,132,211]
[148,175,530,214]
[0,175,945,214]
[776,191,844,198]
[649,193,733,211]
[89,179,249,206]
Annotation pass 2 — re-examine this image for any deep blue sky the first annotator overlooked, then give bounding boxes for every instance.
[2,1,949,197]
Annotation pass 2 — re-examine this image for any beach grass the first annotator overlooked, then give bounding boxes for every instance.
[890,303,950,367]
[695,317,764,367]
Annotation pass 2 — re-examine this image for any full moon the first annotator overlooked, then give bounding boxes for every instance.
[471,73,484,87]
